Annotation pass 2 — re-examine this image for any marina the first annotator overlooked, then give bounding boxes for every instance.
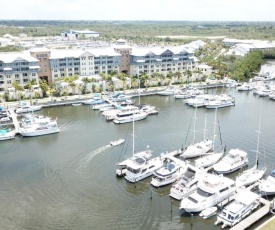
[1,86,275,229]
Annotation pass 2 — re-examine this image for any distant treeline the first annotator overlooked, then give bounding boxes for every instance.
[1,20,275,41]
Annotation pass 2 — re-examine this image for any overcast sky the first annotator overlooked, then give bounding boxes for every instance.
[1,0,275,21]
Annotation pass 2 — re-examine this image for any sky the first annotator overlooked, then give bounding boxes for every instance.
[1,0,275,21]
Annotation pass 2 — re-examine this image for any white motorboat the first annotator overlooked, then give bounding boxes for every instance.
[213,149,249,174]
[150,156,184,187]
[116,150,153,177]
[169,165,203,200]
[110,138,125,147]
[19,117,59,137]
[235,120,266,188]
[16,102,42,114]
[83,98,105,105]
[104,105,138,121]
[158,85,176,96]
[113,110,148,124]
[109,93,132,102]
[21,114,51,128]
[215,191,260,228]
[259,169,275,196]
[0,129,15,141]
[179,174,235,213]
[199,206,217,219]
[236,83,252,91]
[185,94,213,107]
[124,155,164,183]
[72,103,82,106]
[206,97,235,109]
[93,103,111,110]
[181,112,213,159]
[138,104,159,115]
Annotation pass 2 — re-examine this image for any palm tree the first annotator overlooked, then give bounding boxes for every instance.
[184,69,192,84]
[69,82,76,94]
[81,77,91,94]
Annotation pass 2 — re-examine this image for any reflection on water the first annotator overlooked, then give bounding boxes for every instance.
[1,87,275,229]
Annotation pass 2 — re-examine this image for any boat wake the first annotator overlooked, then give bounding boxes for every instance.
[78,145,111,169]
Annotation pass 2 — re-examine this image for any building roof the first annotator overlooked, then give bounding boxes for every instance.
[49,47,120,59]
[131,46,190,57]
[0,52,39,63]
[29,47,50,53]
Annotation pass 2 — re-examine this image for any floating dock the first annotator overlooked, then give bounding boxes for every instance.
[9,109,20,133]
[230,197,270,230]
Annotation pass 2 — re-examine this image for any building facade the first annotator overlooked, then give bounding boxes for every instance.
[0,52,40,92]
[130,46,196,77]
[61,30,99,40]
[49,48,120,82]
[30,42,52,83]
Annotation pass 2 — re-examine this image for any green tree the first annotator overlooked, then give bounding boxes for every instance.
[39,79,49,98]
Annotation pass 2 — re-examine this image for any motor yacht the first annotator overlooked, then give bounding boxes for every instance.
[113,110,147,124]
[19,117,59,137]
[215,191,260,228]
[16,104,42,113]
[179,174,235,213]
[158,85,176,96]
[124,155,164,183]
[213,149,248,174]
[116,149,153,177]
[169,165,203,200]
[236,84,252,91]
[206,97,235,109]
[259,169,275,196]
[150,156,184,187]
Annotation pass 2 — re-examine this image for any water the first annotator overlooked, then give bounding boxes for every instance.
[1,87,275,230]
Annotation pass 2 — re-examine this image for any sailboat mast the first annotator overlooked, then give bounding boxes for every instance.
[213,108,217,150]
[193,106,197,145]
[256,116,261,167]
[203,114,207,141]
[138,78,141,105]
[132,117,135,156]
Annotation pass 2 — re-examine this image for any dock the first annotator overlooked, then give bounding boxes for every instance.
[230,197,270,230]
[9,109,20,133]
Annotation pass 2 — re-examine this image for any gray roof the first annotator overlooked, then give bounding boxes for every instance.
[0,52,39,63]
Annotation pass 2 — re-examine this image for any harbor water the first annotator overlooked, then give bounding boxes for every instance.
[1,86,275,230]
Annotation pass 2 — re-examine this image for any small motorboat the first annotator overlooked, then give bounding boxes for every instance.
[72,103,82,106]
[110,138,125,146]
[199,206,217,219]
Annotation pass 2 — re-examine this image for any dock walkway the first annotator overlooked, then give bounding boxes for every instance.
[230,197,270,230]
[9,109,20,133]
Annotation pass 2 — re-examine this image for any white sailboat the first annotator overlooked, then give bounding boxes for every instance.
[181,108,212,159]
[235,118,267,188]
[115,118,153,177]
[195,109,225,169]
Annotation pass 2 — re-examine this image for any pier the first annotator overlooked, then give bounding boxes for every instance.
[230,197,270,230]
[9,109,20,133]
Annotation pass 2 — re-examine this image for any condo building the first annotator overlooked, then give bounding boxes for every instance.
[49,47,120,82]
[130,46,196,77]
[0,39,205,92]
[0,52,40,92]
